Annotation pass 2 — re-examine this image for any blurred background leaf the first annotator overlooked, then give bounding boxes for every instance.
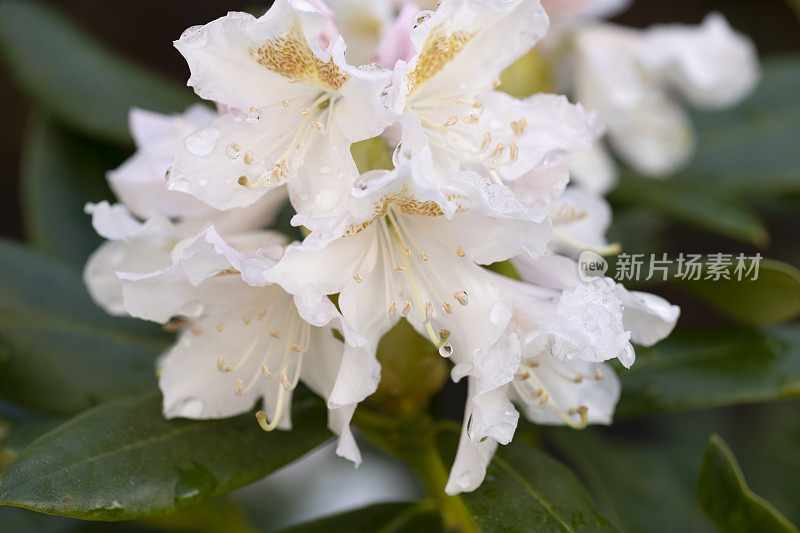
[0,0,195,145]
[616,326,800,416]
[0,238,169,414]
[675,259,800,325]
[698,435,798,532]
[0,393,330,521]
[20,113,122,270]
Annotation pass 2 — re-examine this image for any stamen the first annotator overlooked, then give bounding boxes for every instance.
[490,143,505,161]
[270,331,281,338]
[243,316,251,325]
[353,272,363,283]
[515,372,531,380]
[480,132,492,152]
[261,364,273,378]
[388,301,397,318]
[313,121,328,135]
[442,302,453,314]
[539,393,550,406]
[573,374,584,384]
[401,301,411,317]
[217,357,225,371]
[456,248,466,257]
[443,116,459,127]
[454,291,468,305]
[509,142,519,162]
[235,379,244,396]
[216,323,224,332]
[594,368,604,380]
[425,302,434,320]
[244,152,254,165]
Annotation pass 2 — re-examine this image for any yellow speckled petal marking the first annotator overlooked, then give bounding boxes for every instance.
[410,28,474,92]
[249,25,349,90]
[344,188,464,236]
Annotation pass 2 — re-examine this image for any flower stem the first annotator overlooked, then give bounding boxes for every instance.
[354,410,477,532]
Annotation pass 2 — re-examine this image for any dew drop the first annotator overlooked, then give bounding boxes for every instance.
[180,25,202,39]
[439,344,453,358]
[246,108,261,124]
[225,143,241,159]
[184,127,219,156]
[413,10,434,28]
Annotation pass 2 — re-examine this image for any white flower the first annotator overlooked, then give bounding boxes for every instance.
[317,0,395,66]
[386,0,597,190]
[114,225,379,465]
[109,106,287,234]
[169,1,395,227]
[542,0,629,22]
[445,255,679,494]
[84,202,180,316]
[267,166,551,370]
[573,13,759,176]
[548,186,617,257]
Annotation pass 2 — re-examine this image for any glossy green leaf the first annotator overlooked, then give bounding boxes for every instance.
[545,401,800,532]
[545,426,708,533]
[617,326,800,416]
[0,0,195,145]
[20,113,123,270]
[0,238,170,414]
[610,174,769,247]
[676,259,800,325]
[675,57,800,196]
[460,439,617,532]
[276,502,443,533]
[698,435,798,532]
[0,393,330,521]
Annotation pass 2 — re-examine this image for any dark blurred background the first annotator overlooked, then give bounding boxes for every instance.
[1,0,799,243]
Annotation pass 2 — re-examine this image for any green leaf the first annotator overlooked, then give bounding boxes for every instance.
[545,427,708,533]
[0,238,170,414]
[460,439,617,532]
[676,259,800,325]
[20,113,123,270]
[617,326,800,416]
[610,174,769,247]
[0,0,195,145]
[675,57,800,196]
[0,393,330,521]
[698,435,798,532]
[1,417,65,464]
[276,503,443,533]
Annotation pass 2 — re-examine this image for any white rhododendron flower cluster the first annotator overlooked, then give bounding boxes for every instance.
[84,0,769,494]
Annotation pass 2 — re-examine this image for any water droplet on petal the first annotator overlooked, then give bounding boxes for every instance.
[180,25,202,39]
[225,143,241,159]
[413,10,434,28]
[439,344,453,358]
[184,127,219,156]
[246,108,261,124]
